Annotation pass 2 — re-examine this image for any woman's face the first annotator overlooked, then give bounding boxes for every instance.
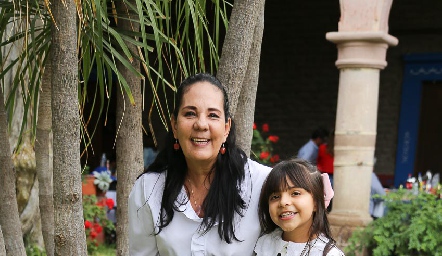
[172,81,231,168]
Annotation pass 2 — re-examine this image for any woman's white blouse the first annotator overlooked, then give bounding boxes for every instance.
[254,229,345,256]
[129,159,271,256]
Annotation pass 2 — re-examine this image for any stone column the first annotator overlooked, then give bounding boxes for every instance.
[325,0,398,247]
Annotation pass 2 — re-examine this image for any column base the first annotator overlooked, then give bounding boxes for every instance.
[328,211,372,251]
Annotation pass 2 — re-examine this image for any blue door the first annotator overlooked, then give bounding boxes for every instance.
[395,53,442,187]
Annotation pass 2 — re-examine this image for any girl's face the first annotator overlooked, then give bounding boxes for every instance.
[171,81,231,168]
[268,178,316,242]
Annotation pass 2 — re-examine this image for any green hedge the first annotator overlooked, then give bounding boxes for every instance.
[345,188,442,256]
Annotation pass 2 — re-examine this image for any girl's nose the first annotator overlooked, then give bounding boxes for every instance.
[279,193,291,207]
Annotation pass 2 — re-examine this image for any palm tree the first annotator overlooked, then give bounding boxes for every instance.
[0,86,26,255]
[0,227,6,255]
[50,0,88,253]
[1,0,230,253]
[217,0,266,155]
[36,54,54,255]
[113,2,143,254]
[1,0,268,252]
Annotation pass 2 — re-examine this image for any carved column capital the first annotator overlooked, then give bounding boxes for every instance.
[326,31,398,69]
[338,0,394,32]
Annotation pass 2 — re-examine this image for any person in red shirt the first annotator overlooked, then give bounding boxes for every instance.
[317,130,334,185]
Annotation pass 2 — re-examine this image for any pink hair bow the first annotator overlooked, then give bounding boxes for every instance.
[321,173,334,208]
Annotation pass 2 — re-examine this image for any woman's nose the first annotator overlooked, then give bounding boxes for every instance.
[194,116,208,130]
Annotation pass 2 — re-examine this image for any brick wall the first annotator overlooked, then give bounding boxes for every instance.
[255,0,442,182]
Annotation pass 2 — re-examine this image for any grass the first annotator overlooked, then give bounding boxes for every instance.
[90,244,116,256]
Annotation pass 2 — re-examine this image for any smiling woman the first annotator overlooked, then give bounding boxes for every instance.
[171,81,231,169]
[128,73,272,256]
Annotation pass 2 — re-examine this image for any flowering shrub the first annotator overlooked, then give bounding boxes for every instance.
[83,195,115,253]
[251,123,280,166]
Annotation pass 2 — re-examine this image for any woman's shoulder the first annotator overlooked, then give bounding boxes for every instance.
[130,172,165,206]
[246,158,271,178]
[135,172,165,187]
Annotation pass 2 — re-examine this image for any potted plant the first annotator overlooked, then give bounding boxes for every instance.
[83,195,115,253]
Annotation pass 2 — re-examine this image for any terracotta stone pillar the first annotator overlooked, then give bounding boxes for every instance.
[325,0,398,247]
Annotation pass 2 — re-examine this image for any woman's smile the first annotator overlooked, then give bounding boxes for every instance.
[191,137,210,145]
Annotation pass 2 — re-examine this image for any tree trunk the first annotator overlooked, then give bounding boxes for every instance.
[231,0,265,155]
[0,227,6,256]
[0,88,26,256]
[36,58,54,256]
[115,4,143,255]
[51,0,87,254]
[217,0,265,153]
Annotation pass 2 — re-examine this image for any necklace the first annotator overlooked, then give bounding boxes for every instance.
[277,236,318,256]
[299,237,318,256]
[187,178,202,216]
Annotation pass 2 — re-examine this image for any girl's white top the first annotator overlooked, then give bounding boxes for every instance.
[254,229,345,256]
[129,159,271,256]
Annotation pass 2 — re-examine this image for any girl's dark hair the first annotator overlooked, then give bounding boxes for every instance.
[258,159,335,246]
[141,73,248,243]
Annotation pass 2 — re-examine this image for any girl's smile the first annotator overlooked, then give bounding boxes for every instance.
[279,211,297,220]
[268,178,316,243]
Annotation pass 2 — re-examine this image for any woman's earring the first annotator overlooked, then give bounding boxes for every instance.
[219,143,226,155]
[174,139,180,151]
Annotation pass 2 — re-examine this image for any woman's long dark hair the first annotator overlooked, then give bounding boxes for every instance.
[140,73,248,243]
[258,159,335,248]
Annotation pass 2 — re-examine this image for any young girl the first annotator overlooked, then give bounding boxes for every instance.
[255,158,344,256]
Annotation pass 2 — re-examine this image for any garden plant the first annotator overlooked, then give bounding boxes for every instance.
[345,188,442,256]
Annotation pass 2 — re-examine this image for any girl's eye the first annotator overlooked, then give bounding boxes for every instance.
[269,194,280,201]
[291,191,301,196]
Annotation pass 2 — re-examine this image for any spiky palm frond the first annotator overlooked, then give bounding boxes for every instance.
[0,0,229,150]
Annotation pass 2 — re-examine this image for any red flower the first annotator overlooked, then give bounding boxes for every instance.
[262,123,269,133]
[96,199,105,208]
[84,220,92,229]
[268,135,279,143]
[253,123,257,130]
[106,198,115,209]
[270,154,280,163]
[260,151,270,160]
[90,231,98,239]
[93,223,103,234]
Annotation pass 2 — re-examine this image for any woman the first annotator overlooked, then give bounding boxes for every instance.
[128,73,271,255]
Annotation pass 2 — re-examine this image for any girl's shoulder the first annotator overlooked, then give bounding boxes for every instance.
[325,247,345,256]
[315,234,345,256]
[254,229,286,255]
